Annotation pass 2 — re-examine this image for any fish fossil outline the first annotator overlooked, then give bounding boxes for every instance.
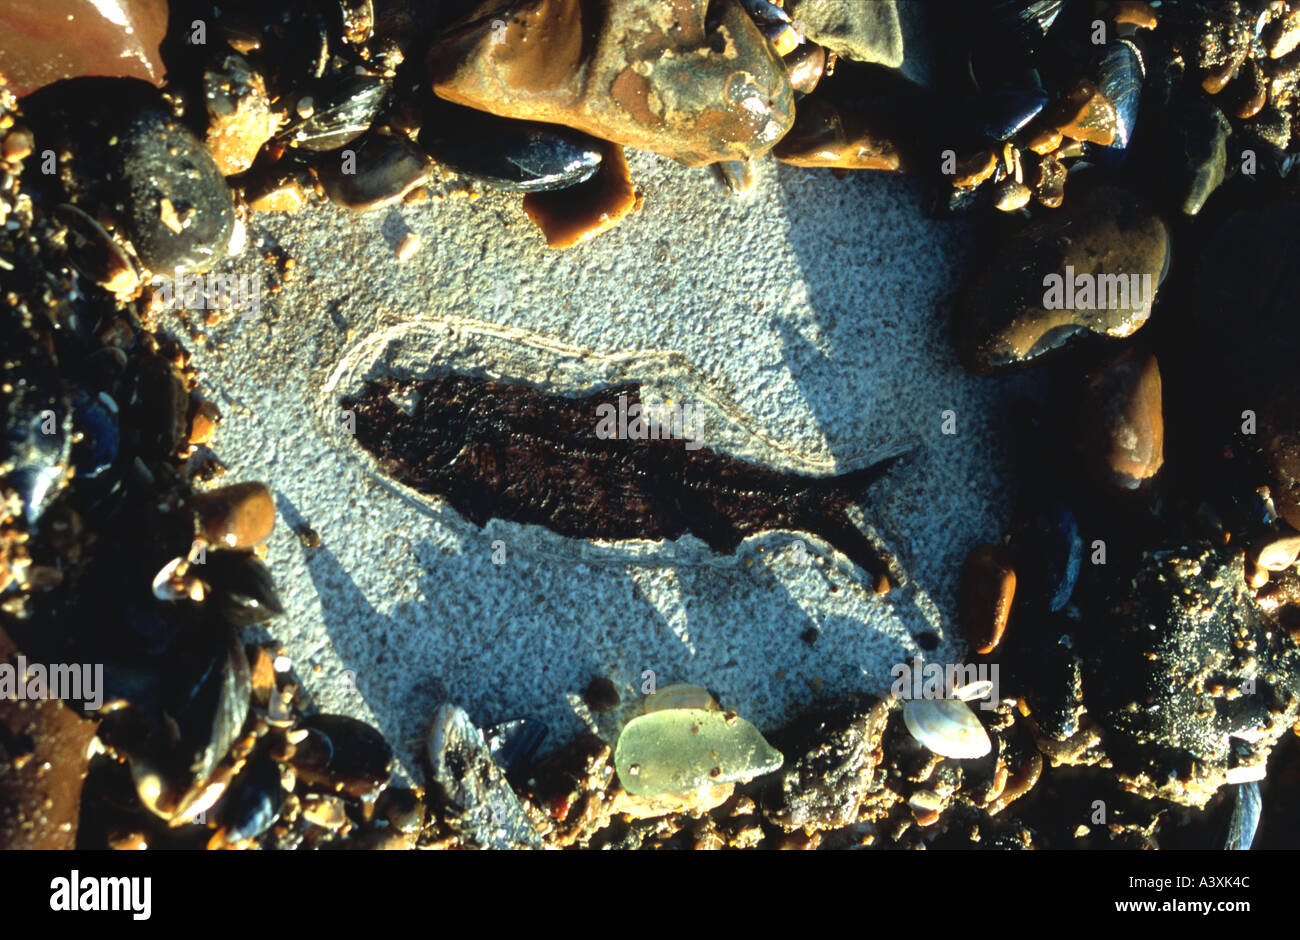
[342,373,905,588]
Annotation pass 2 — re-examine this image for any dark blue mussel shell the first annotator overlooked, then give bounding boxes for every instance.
[1097,39,1145,164]
[420,102,603,193]
[973,87,1050,140]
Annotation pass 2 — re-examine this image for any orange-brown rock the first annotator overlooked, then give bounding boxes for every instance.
[773,97,904,171]
[0,0,168,97]
[960,544,1016,655]
[1079,348,1164,490]
[191,481,276,549]
[0,626,99,849]
[427,0,795,167]
[522,142,640,248]
[1051,79,1119,146]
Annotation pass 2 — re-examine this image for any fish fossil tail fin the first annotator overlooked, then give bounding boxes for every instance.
[804,448,913,497]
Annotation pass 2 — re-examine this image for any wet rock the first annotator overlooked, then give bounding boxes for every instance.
[316,131,434,210]
[425,703,543,848]
[784,42,827,96]
[784,0,902,67]
[427,0,794,167]
[1050,79,1119,146]
[0,0,168,97]
[613,707,783,796]
[1079,348,1164,490]
[419,100,603,192]
[190,481,276,550]
[111,89,237,274]
[1091,544,1300,807]
[1170,94,1231,216]
[762,694,888,831]
[1255,534,1300,573]
[773,97,904,171]
[956,183,1168,374]
[0,627,99,849]
[0,306,71,526]
[203,55,285,176]
[522,142,639,248]
[960,544,1016,654]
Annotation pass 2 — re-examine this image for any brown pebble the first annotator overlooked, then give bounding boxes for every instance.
[953,150,997,189]
[959,544,1016,655]
[191,481,276,549]
[189,400,221,445]
[522,142,639,249]
[2,128,33,163]
[1079,349,1164,490]
[1202,48,1246,95]
[1024,127,1062,155]
[1052,79,1119,145]
[1112,1,1158,30]
[784,42,827,96]
[1246,559,1270,590]
[1231,59,1269,120]
[0,627,99,849]
[993,179,1032,212]
[584,677,621,712]
[1256,535,1300,572]
[1031,152,1066,208]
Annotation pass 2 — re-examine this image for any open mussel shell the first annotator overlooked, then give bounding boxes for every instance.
[483,716,549,779]
[902,697,992,759]
[281,73,391,152]
[1097,39,1144,161]
[425,703,543,849]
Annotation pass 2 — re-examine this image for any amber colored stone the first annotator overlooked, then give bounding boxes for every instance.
[189,400,221,446]
[0,627,99,849]
[428,0,794,167]
[0,0,168,97]
[1052,79,1118,145]
[1112,1,1158,30]
[191,481,276,549]
[1031,152,1066,208]
[959,544,1016,655]
[784,42,827,96]
[1024,127,1062,155]
[1080,349,1164,490]
[953,150,997,189]
[773,97,902,170]
[522,143,640,249]
[994,179,1031,212]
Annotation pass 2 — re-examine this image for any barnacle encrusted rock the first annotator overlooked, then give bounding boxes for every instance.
[427,0,795,167]
[1090,544,1300,807]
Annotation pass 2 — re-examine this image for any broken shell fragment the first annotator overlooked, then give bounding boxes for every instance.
[613,707,783,796]
[902,697,992,760]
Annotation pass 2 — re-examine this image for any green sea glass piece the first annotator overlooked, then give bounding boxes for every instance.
[613,708,784,796]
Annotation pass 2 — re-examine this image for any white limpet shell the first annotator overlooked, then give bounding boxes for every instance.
[903,697,992,760]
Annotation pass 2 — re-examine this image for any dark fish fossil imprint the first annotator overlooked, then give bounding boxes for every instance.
[343,375,903,586]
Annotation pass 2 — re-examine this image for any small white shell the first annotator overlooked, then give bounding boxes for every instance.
[953,679,994,702]
[903,698,992,759]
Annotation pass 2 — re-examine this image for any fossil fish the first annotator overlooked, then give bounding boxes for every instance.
[343,375,902,586]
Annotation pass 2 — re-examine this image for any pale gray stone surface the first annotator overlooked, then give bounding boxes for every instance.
[166,150,1035,778]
